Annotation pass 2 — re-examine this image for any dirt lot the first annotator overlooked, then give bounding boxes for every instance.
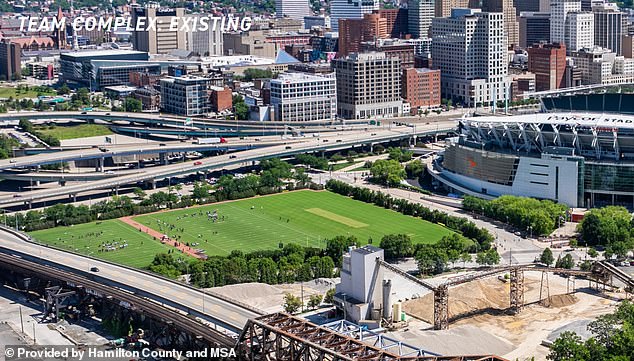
[402,271,625,360]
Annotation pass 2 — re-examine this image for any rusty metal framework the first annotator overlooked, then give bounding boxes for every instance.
[509,268,524,315]
[235,313,509,361]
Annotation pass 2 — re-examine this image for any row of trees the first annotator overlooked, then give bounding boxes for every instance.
[11,159,318,232]
[149,241,339,287]
[18,119,61,146]
[577,206,634,258]
[326,180,494,251]
[547,301,634,361]
[463,195,568,236]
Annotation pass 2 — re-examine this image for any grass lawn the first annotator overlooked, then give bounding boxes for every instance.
[35,124,113,140]
[132,190,453,256]
[0,86,55,99]
[29,220,183,268]
[330,162,358,171]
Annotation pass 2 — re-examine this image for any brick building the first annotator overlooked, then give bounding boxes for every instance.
[527,42,566,91]
[210,86,233,112]
[402,68,441,114]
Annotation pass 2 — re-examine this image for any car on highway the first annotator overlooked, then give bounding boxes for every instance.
[105,171,115,175]
[193,161,203,166]
[13,194,21,198]
[229,155,237,159]
[9,159,16,163]
[90,266,99,272]
[285,146,292,149]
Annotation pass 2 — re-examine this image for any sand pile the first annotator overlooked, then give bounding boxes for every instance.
[403,278,510,323]
[541,294,578,308]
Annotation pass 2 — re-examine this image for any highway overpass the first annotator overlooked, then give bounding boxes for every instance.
[0,227,262,332]
[0,126,455,207]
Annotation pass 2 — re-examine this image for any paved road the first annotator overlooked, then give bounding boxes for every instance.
[0,228,261,333]
[0,124,456,207]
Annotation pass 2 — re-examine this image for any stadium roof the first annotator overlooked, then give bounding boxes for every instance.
[463,112,634,129]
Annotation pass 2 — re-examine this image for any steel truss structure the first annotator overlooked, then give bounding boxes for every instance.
[235,312,509,361]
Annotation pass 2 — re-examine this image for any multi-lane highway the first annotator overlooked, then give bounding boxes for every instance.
[0,227,261,332]
[0,124,455,206]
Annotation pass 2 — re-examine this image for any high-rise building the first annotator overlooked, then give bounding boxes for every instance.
[270,72,337,122]
[435,0,470,18]
[186,14,223,56]
[338,13,388,56]
[593,3,625,55]
[514,0,541,15]
[132,6,186,54]
[571,46,634,84]
[480,0,520,48]
[409,0,434,38]
[361,39,416,69]
[431,9,510,107]
[223,31,277,58]
[527,42,567,90]
[519,12,551,48]
[0,41,21,81]
[160,76,212,116]
[567,12,595,52]
[276,0,311,21]
[330,0,379,32]
[623,35,634,58]
[376,9,409,38]
[402,68,441,114]
[550,0,581,44]
[332,52,403,119]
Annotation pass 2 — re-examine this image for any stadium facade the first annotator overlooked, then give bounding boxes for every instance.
[430,113,634,208]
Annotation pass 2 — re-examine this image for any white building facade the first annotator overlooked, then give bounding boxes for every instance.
[431,9,510,107]
[275,0,311,21]
[566,12,595,52]
[330,0,379,32]
[408,0,435,39]
[269,72,337,122]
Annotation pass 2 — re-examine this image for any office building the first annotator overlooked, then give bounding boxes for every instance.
[210,86,233,112]
[276,0,311,21]
[515,0,541,14]
[361,39,416,69]
[59,50,151,89]
[223,31,277,58]
[330,0,379,32]
[132,6,186,54]
[332,52,402,119]
[132,87,161,111]
[567,12,595,52]
[480,0,520,48]
[550,0,581,44]
[593,3,625,55]
[160,76,212,116]
[338,13,388,57]
[571,46,634,85]
[623,35,634,58]
[376,9,409,38]
[304,16,330,29]
[431,9,510,107]
[402,68,441,114]
[519,12,551,48]
[0,41,21,81]
[269,72,337,122]
[186,14,223,56]
[436,0,470,17]
[527,42,567,91]
[409,0,434,38]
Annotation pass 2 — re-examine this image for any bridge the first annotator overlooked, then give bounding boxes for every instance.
[0,126,454,207]
[0,227,513,360]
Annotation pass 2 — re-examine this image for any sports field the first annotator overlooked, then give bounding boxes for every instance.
[29,220,182,268]
[132,190,452,256]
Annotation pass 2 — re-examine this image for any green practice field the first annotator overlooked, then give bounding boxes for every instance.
[35,124,113,140]
[29,220,181,268]
[132,190,452,256]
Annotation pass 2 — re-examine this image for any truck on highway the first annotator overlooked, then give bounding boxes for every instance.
[195,137,227,144]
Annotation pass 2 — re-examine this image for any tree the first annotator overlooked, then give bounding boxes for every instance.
[232,94,249,120]
[380,234,414,260]
[324,288,336,304]
[547,331,590,361]
[587,248,598,258]
[370,159,406,186]
[460,252,472,267]
[283,293,302,314]
[540,248,555,267]
[555,254,575,269]
[124,97,142,112]
[132,187,146,200]
[405,160,424,178]
[416,244,448,275]
[475,248,500,266]
[578,206,632,247]
[307,294,323,310]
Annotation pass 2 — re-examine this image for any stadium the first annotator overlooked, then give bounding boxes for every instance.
[428,112,634,208]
